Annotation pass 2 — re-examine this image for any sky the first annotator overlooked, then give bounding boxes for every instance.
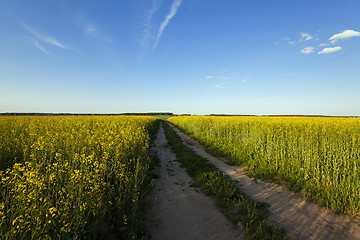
[1,0,360,116]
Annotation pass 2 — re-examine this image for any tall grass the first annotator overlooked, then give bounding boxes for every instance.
[0,116,158,239]
[168,116,360,214]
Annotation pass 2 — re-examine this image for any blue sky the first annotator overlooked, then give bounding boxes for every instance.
[1,0,360,115]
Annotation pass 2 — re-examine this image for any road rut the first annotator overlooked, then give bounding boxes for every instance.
[145,123,244,240]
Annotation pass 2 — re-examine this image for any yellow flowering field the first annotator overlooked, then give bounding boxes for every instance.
[0,116,158,239]
[168,116,360,214]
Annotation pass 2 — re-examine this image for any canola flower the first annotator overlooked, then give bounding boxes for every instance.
[0,116,158,239]
[168,116,360,214]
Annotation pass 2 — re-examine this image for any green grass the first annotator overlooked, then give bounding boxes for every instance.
[152,115,173,120]
[162,121,285,240]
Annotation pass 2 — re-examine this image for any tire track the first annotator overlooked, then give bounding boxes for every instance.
[145,123,244,240]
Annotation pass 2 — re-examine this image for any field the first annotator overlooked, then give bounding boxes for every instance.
[168,116,360,215]
[1,114,360,239]
[0,116,158,239]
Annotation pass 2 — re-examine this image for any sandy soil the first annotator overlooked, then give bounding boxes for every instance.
[145,123,244,240]
[170,123,360,240]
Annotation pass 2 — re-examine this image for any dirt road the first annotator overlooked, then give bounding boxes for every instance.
[145,123,244,240]
[170,123,360,240]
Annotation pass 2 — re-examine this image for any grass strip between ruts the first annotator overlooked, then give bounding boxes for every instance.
[162,121,287,240]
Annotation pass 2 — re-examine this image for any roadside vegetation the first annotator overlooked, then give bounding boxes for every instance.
[0,116,159,239]
[168,116,360,217]
[163,121,285,240]
[152,115,173,120]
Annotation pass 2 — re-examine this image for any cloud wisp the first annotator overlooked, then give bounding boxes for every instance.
[301,47,315,55]
[329,30,360,44]
[284,32,314,45]
[283,37,295,45]
[78,13,112,42]
[139,0,160,50]
[318,46,342,55]
[33,40,54,57]
[300,32,313,41]
[152,0,183,51]
[216,77,230,88]
[22,24,70,50]
[204,72,232,89]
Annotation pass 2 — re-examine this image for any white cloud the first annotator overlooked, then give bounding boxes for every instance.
[300,32,313,41]
[241,78,249,83]
[153,0,183,50]
[301,47,315,55]
[22,24,70,50]
[319,43,329,47]
[318,46,342,55]
[205,76,213,79]
[329,30,360,43]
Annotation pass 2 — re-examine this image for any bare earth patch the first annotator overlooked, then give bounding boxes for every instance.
[170,124,360,240]
[145,123,244,240]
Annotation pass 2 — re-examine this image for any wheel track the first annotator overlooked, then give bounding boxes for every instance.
[145,123,244,240]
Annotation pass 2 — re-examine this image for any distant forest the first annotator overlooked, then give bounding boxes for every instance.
[0,112,174,116]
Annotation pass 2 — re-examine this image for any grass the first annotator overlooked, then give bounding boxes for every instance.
[152,115,173,120]
[162,121,286,240]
